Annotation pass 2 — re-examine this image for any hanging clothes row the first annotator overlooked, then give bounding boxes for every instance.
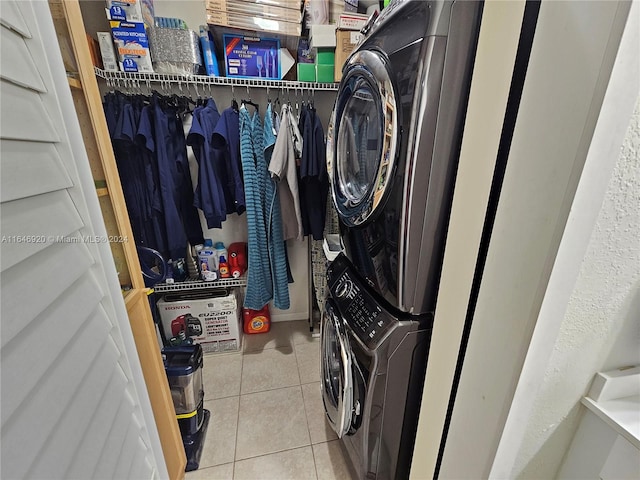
[268,100,328,242]
[298,102,329,241]
[187,97,246,229]
[104,88,329,313]
[103,91,204,261]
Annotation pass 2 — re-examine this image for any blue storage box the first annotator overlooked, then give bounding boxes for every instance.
[223,34,280,79]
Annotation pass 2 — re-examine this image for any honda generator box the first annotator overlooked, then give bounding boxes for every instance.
[158,289,242,353]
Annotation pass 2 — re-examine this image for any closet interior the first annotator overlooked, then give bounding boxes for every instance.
[48,0,350,477]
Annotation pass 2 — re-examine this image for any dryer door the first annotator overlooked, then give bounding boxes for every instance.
[327,49,399,227]
[321,300,353,438]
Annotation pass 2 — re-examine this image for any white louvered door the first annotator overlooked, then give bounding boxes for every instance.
[0,1,166,479]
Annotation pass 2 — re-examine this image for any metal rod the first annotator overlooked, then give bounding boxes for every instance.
[94,67,340,91]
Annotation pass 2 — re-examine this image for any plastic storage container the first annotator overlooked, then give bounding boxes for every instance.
[323,234,343,261]
[163,344,204,414]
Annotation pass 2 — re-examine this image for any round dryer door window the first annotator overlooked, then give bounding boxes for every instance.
[327,49,399,227]
[321,300,353,438]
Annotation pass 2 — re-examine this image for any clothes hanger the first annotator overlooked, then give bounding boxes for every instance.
[231,84,239,111]
[241,85,259,113]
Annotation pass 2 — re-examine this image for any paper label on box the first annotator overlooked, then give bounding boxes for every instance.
[350,31,362,43]
[338,13,368,30]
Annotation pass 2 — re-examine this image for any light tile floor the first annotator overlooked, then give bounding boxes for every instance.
[186,320,355,480]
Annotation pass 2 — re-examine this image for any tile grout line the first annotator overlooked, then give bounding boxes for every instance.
[292,326,304,388]
[232,342,245,478]
[234,323,308,473]
[234,443,324,466]
[234,322,295,474]
[233,395,312,464]
[297,318,321,479]
[201,321,317,478]
[310,318,322,480]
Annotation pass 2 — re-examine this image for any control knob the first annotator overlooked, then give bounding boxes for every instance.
[335,279,354,299]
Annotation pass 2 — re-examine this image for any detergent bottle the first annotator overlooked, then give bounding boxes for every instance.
[214,242,228,269]
[243,305,271,334]
[198,239,218,281]
[228,242,248,278]
[218,255,231,278]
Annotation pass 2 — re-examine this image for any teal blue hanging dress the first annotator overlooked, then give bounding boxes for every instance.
[240,104,290,310]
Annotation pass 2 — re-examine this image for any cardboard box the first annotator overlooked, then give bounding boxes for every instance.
[223,35,280,79]
[157,289,242,354]
[97,32,118,71]
[305,0,329,25]
[335,29,361,81]
[110,21,154,72]
[207,10,302,36]
[207,0,302,12]
[208,1,302,23]
[298,62,316,82]
[315,49,335,65]
[329,0,345,23]
[309,24,337,49]
[316,63,334,83]
[297,37,315,64]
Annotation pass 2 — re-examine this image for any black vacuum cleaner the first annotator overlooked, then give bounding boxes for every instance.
[162,344,209,472]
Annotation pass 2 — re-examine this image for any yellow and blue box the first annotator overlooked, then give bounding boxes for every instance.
[110,21,154,73]
[106,0,154,25]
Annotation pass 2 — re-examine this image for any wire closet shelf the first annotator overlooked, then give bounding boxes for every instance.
[94,67,340,91]
[153,275,248,293]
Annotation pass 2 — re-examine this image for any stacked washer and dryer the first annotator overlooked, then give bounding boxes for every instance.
[321,1,483,478]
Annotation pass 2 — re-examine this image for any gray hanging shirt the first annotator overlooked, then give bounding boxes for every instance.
[269,104,304,241]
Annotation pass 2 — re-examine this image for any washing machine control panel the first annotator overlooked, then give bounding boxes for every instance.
[332,271,393,349]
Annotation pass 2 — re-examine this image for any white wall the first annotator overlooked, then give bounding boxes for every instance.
[438,1,636,478]
[80,0,205,33]
[152,0,205,31]
[512,98,640,479]
[492,2,640,476]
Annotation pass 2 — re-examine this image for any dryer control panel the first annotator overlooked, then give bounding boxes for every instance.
[328,254,394,349]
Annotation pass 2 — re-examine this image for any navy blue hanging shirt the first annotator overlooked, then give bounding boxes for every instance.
[187,99,228,228]
[212,107,245,215]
